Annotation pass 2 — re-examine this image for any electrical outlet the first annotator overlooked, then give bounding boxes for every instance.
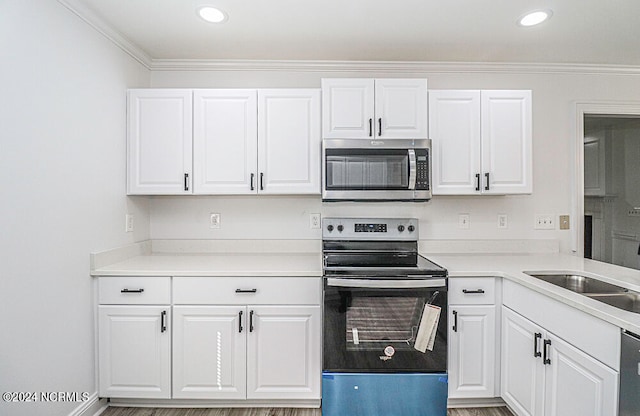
[498,214,508,229]
[125,214,134,232]
[310,213,321,229]
[628,210,640,217]
[559,215,570,230]
[458,214,470,229]
[209,213,221,229]
[534,215,555,230]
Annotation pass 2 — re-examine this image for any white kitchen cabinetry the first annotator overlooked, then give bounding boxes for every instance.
[321,78,428,139]
[172,277,322,401]
[448,277,499,399]
[429,90,532,195]
[583,132,607,196]
[127,89,193,195]
[128,88,321,195]
[193,89,320,195]
[97,277,171,398]
[501,281,619,416]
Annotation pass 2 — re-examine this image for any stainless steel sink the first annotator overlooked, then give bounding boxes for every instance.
[523,272,629,294]
[523,271,640,314]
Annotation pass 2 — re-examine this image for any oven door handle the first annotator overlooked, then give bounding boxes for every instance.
[408,149,417,190]
[326,277,446,289]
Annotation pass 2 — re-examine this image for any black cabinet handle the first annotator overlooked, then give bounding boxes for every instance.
[184,173,189,191]
[462,289,485,294]
[161,310,167,333]
[239,310,244,333]
[249,310,255,332]
[121,288,144,293]
[534,333,542,358]
[475,173,481,191]
[452,310,458,332]
[484,172,490,191]
[543,339,552,365]
[250,173,255,191]
[369,118,373,137]
[378,118,382,136]
[260,173,264,190]
[235,288,257,293]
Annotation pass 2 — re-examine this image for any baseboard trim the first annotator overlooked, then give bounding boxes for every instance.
[447,397,507,408]
[107,398,321,408]
[66,393,108,416]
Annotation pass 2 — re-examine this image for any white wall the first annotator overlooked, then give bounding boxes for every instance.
[149,70,640,252]
[0,1,150,415]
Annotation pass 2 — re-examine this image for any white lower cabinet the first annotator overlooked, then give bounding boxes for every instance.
[501,306,618,416]
[448,277,499,399]
[98,305,171,398]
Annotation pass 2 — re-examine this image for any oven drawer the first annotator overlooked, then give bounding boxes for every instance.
[448,277,496,304]
[173,276,321,305]
[98,276,171,305]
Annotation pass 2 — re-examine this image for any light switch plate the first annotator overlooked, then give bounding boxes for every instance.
[209,213,221,229]
[559,215,570,230]
[458,214,470,229]
[498,214,508,229]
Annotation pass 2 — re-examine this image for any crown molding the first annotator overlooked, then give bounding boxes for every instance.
[148,59,640,75]
[57,1,640,76]
[57,0,153,69]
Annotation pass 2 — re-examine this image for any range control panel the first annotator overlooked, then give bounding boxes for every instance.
[323,218,418,241]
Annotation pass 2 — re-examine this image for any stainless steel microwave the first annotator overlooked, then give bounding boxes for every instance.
[322,139,432,201]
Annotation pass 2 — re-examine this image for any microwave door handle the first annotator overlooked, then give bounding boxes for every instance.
[408,149,417,190]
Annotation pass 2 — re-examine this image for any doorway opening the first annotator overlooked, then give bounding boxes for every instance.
[582,115,640,270]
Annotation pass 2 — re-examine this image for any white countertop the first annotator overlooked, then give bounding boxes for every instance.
[92,252,323,277]
[428,253,640,335]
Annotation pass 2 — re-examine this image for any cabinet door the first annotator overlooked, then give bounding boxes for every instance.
[98,306,170,398]
[544,333,618,416]
[321,79,374,139]
[481,90,532,194]
[375,79,428,139]
[172,306,246,399]
[127,89,193,195]
[583,133,606,196]
[193,89,258,194]
[257,89,321,194]
[448,305,497,398]
[501,306,545,416]
[246,306,321,400]
[429,90,481,195]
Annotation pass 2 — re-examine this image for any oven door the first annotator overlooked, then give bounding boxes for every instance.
[323,277,447,373]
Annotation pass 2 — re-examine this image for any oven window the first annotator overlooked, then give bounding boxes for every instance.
[324,286,448,373]
[325,150,409,190]
[346,297,424,351]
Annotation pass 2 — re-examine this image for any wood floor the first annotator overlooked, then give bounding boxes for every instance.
[101,406,514,416]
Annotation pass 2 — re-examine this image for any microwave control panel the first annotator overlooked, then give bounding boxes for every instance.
[415,149,430,190]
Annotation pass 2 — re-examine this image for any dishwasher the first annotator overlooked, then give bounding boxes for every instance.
[620,331,640,416]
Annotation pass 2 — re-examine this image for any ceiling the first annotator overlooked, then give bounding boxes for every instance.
[63,0,640,66]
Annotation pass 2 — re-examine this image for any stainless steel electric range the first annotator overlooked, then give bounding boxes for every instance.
[321,218,448,416]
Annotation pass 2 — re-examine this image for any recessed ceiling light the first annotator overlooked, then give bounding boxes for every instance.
[518,9,552,27]
[198,6,228,23]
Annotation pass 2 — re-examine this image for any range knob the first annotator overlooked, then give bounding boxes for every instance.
[397,225,405,232]
[408,225,415,232]
[327,225,334,232]
[337,225,344,232]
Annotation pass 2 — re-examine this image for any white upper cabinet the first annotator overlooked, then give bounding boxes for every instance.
[322,78,428,139]
[128,88,321,195]
[127,89,193,195]
[193,89,258,194]
[429,90,532,195]
[257,89,321,194]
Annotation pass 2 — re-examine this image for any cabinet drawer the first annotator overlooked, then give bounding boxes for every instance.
[173,276,321,305]
[449,277,496,304]
[98,276,171,305]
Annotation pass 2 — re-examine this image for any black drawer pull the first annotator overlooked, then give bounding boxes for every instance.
[235,288,257,294]
[452,310,458,332]
[249,310,255,332]
[121,288,144,293]
[475,173,481,191]
[239,310,244,333]
[462,289,485,294]
[484,172,490,191]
